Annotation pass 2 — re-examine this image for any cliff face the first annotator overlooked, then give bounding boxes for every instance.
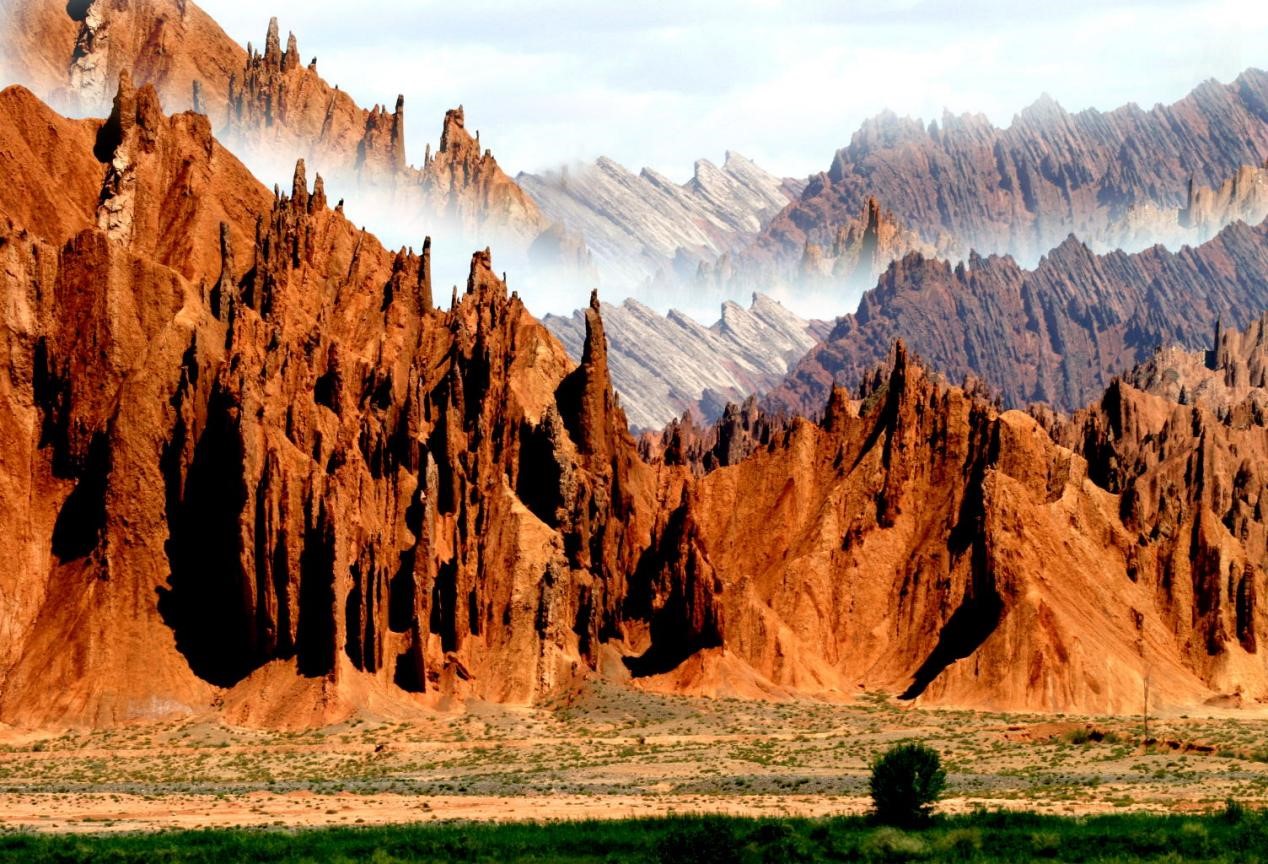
[6,85,1268,727]
[0,82,648,727]
[224,31,546,242]
[1,0,549,246]
[785,195,941,297]
[1,0,242,118]
[769,218,1268,417]
[750,71,1268,271]
[634,338,1268,712]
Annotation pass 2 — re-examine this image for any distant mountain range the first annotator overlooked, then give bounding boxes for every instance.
[545,294,828,429]
[749,71,1268,272]
[768,206,1268,417]
[519,152,803,301]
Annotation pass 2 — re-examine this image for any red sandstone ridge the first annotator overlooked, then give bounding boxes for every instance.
[1,0,550,245]
[0,82,647,727]
[635,341,1268,712]
[0,0,242,117]
[5,85,1268,726]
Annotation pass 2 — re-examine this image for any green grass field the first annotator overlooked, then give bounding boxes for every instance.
[3,808,1268,863]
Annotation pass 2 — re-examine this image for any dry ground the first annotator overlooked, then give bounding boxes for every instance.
[2,684,1267,833]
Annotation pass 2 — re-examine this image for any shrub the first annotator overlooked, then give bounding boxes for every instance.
[1029,830,1061,857]
[935,827,983,859]
[1222,797,1247,824]
[869,742,946,827]
[750,821,815,863]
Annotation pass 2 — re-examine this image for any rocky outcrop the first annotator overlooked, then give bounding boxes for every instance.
[1073,160,1268,254]
[518,152,804,295]
[789,196,939,298]
[633,339,1268,711]
[224,30,546,242]
[7,84,1268,726]
[1179,161,1268,243]
[748,71,1268,272]
[1127,313,1268,426]
[769,217,1268,416]
[0,82,651,727]
[545,294,830,429]
[1,0,242,118]
[2,1,550,249]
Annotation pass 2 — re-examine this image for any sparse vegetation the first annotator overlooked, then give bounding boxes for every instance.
[7,811,1268,862]
[2,689,1268,835]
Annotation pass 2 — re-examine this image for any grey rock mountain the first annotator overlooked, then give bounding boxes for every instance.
[519,152,804,296]
[545,294,828,429]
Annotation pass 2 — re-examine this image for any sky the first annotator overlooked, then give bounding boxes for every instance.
[199,0,1267,182]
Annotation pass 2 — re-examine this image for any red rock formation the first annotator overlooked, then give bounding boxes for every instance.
[795,196,934,290]
[2,1,549,245]
[6,84,1268,727]
[1,0,243,118]
[634,340,1268,711]
[221,22,545,241]
[0,81,642,727]
[1179,161,1268,243]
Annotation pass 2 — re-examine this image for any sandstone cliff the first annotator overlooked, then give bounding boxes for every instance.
[0,81,647,727]
[6,85,1268,727]
[0,0,242,118]
[1,0,550,247]
[633,339,1268,712]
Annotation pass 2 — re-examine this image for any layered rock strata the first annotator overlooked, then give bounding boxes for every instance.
[545,294,829,429]
[749,71,1268,272]
[770,218,1268,416]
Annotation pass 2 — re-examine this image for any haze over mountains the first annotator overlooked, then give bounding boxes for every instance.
[0,0,587,301]
[519,152,804,312]
[5,0,1268,728]
[550,82,1268,427]
[752,71,1268,269]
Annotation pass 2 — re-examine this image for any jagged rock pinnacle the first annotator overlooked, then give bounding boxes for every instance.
[420,236,433,310]
[264,17,282,69]
[310,173,326,212]
[283,31,300,72]
[291,159,308,210]
[440,106,465,153]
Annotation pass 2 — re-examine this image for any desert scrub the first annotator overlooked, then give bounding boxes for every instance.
[869,742,947,826]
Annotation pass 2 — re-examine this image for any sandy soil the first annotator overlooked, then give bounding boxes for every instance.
[3,684,1267,833]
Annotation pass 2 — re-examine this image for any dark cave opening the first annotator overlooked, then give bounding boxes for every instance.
[157,393,259,689]
[51,431,111,562]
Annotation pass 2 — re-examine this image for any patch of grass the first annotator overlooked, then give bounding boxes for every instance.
[6,810,1268,863]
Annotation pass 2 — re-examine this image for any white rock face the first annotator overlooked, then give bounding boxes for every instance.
[544,293,829,430]
[519,152,804,292]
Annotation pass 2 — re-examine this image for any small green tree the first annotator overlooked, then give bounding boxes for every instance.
[869,741,946,826]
